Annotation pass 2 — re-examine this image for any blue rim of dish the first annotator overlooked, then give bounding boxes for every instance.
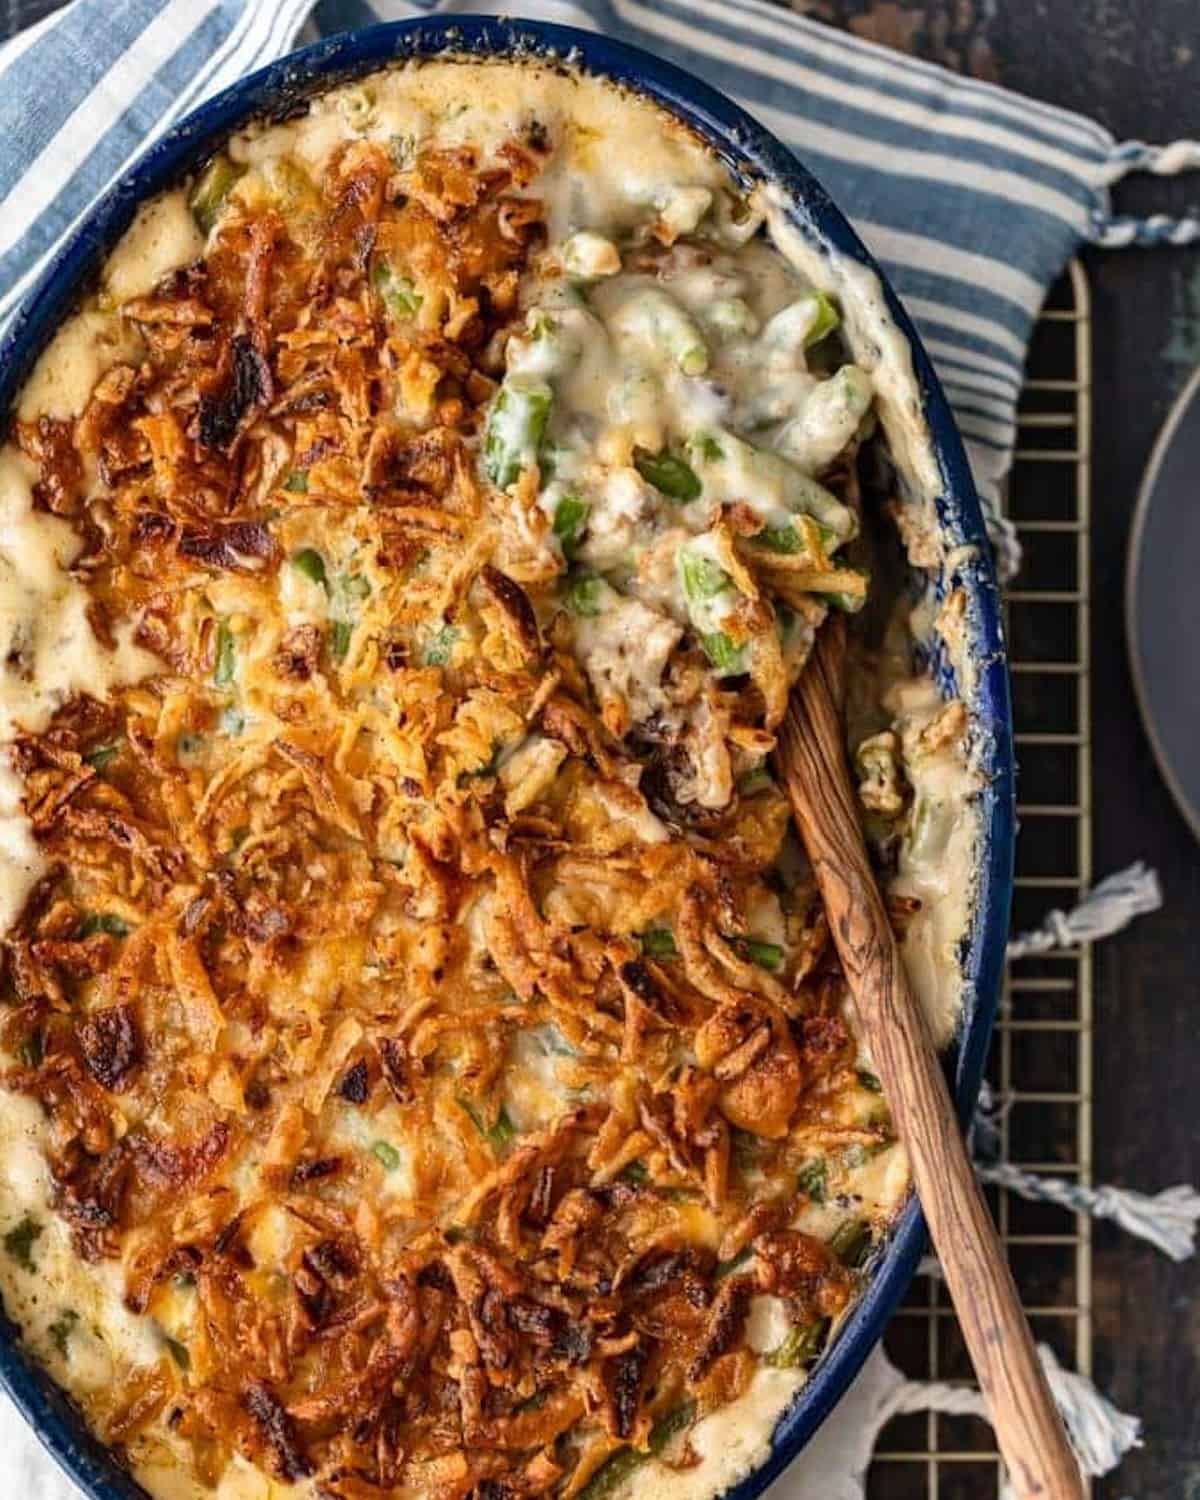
[0,16,1014,1500]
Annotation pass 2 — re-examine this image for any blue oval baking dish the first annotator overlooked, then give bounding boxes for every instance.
[0,15,1014,1500]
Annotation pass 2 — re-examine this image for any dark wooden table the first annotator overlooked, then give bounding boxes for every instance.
[4,2,1198,1495]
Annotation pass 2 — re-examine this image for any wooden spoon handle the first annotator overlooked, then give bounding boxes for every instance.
[777,636,1084,1500]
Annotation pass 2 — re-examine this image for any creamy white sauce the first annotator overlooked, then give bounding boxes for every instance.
[16,310,137,423]
[761,194,980,1042]
[0,449,158,926]
[102,192,205,305]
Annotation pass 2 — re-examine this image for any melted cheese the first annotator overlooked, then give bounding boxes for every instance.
[16,310,138,422]
[887,677,982,1043]
[761,202,981,1040]
[103,190,205,305]
[0,449,158,926]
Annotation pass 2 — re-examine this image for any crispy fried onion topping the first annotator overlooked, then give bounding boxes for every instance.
[0,126,895,1500]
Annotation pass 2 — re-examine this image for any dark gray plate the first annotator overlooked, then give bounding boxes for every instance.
[1127,364,1200,841]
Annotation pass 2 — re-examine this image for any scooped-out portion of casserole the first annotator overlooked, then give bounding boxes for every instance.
[0,58,979,1500]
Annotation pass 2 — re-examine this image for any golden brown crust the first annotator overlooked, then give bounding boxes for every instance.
[1,123,892,1500]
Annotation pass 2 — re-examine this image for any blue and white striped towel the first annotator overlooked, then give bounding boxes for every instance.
[3,0,1200,577]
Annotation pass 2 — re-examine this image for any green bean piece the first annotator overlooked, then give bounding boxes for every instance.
[686,429,856,543]
[455,739,505,788]
[485,378,553,489]
[797,1158,827,1204]
[576,1402,698,1500]
[512,310,587,382]
[489,1106,518,1149]
[755,519,839,557]
[621,288,709,375]
[764,1319,831,1368]
[373,259,422,320]
[77,914,130,940]
[538,439,561,483]
[826,584,870,615]
[576,1447,642,1500]
[338,572,371,603]
[784,471,856,542]
[566,573,606,618]
[733,936,784,972]
[804,290,840,348]
[780,365,873,472]
[714,1245,753,1281]
[638,927,678,959]
[634,448,701,502]
[737,765,775,797]
[283,470,309,494]
[291,548,328,589]
[188,153,245,236]
[700,631,747,675]
[330,620,353,661]
[213,620,236,687]
[731,1127,764,1171]
[161,1333,191,1370]
[620,1161,650,1186]
[828,1218,872,1268]
[459,1097,518,1153]
[762,291,840,354]
[905,794,957,867]
[532,1023,577,1057]
[3,1216,42,1271]
[650,1403,698,1450]
[424,624,460,667]
[679,552,730,603]
[552,494,590,559]
[264,157,322,219]
[84,743,119,772]
[707,297,759,340]
[755,524,803,555]
[17,1030,43,1069]
[47,1309,79,1359]
[371,1141,402,1171]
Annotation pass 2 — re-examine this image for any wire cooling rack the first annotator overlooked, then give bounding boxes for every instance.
[867,259,1095,1499]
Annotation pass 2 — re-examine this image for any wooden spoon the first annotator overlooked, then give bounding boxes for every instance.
[775,617,1084,1500]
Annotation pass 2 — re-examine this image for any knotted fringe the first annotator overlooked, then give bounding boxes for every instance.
[1095,138,1200,246]
[1097,213,1200,248]
[1102,138,1200,181]
[886,1344,1140,1487]
[969,1081,1200,1260]
[976,1163,1200,1264]
[1006,861,1162,960]
[1038,1345,1142,1476]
